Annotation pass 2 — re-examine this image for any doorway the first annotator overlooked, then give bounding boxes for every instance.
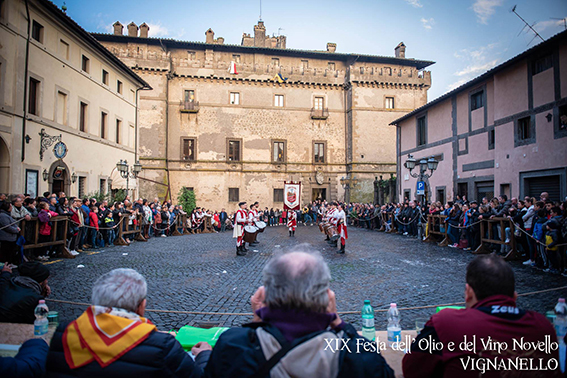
[312,188,326,201]
[476,181,494,203]
[48,160,71,197]
[52,179,64,195]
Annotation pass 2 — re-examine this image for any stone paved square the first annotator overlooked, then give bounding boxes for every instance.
[46,225,566,330]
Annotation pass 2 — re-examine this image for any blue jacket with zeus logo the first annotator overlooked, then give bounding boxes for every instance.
[402,295,561,378]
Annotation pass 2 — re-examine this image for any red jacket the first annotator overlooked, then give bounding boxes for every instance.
[89,212,99,230]
[403,295,560,377]
[38,209,58,236]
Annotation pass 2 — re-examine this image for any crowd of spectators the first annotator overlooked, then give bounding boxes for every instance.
[344,191,567,276]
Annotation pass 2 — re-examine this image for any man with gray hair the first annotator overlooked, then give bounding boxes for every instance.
[46,268,211,377]
[205,249,394,377]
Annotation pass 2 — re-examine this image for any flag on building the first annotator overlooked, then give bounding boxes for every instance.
[228,61,238,74]
[273,73,287,83]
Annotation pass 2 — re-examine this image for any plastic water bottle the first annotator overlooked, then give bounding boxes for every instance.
[554,298,567,345]
[361,300,375,341]
[387,303,401,346]
[34,300,49,336]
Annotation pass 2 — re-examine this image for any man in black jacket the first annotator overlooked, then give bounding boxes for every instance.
[0,262,50,324]
[205,250,394,377]
[46,268,211,378]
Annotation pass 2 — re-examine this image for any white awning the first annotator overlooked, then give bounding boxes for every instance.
[109,168,138,190]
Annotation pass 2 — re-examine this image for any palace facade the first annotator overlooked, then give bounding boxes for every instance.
[93,21,433,209]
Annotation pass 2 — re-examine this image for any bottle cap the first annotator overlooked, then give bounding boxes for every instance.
[364,300,370,305]
[39,300,45,304]
[390,303,397,307]
[559,298,565,303]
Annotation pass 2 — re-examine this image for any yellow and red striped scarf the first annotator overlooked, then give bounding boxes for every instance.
[63,306,156,369]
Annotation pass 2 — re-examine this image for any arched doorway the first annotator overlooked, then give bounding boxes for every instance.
[48,159,71,196]
[0,137,9,194]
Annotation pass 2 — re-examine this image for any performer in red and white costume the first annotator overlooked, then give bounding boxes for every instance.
[287,210,297,237]
[324,203,337,241]
[233,201,249,256]
[334,204,348,254]
[248,202,260,245]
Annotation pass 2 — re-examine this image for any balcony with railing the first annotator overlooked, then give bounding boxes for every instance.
[180,100,200,113]
[310,108,329,120]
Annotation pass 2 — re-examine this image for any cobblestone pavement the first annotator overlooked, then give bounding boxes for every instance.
[45,224,566,331]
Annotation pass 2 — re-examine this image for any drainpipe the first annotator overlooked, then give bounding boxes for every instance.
[159,39,172,201]
[21,0,31,162]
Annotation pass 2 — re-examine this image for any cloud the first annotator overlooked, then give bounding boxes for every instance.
[471,0,503,24]
[534,18,566,33]
[403,0,423,8]
[420,18,435,30]
[447,43,500,91]
[454,59,499,77]
[145,22,170,38]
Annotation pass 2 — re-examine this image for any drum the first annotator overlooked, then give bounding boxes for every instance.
[243,225,258,243]
[327,226,339,241]
[255,221,267,233]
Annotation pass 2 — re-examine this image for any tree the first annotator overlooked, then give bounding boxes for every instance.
[112,189,127,203]
[86,190,108,202]
[178,187,196,214]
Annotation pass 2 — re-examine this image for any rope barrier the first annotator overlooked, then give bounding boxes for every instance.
[0,218,23,231]
[45,285,567,316]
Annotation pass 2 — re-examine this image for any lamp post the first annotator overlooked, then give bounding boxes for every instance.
[116,159,142,194]
[403,154,438,204]
[340,175,358,203]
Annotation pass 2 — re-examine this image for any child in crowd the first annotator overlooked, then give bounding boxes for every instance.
[89,206,99,249]
[37,202,59,260]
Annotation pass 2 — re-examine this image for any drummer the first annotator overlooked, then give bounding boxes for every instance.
[248,202,260,246]
[233,201,249,256]
[287,209,297,237]
[324,203,337,241]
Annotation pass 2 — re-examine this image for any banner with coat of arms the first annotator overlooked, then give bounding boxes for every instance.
[284,181,301,211]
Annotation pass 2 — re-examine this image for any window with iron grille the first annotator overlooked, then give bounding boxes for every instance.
[274,94,284,107]
[229,92,240,105]
[228,188,239,202]
[100,179,106,194]
[273,189,284,202]
[78,177,86,199]
[385,97,395,109]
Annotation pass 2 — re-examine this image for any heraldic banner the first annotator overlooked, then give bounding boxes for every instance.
[283,182,301,211]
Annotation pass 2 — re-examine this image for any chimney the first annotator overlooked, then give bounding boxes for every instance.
[127,22,138,37]
[113,21,123,35]
[254,21,266,47]
[277,35,286,49]
[139,23,150,38]
[216,37,225,45]
[205,28,215,44]
[395,42,406,58]
[326,43,336,53]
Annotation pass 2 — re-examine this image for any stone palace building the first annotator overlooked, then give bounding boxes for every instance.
[93,21,433,209]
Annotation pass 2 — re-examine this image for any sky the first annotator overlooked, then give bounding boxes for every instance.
[52,0,567,101]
